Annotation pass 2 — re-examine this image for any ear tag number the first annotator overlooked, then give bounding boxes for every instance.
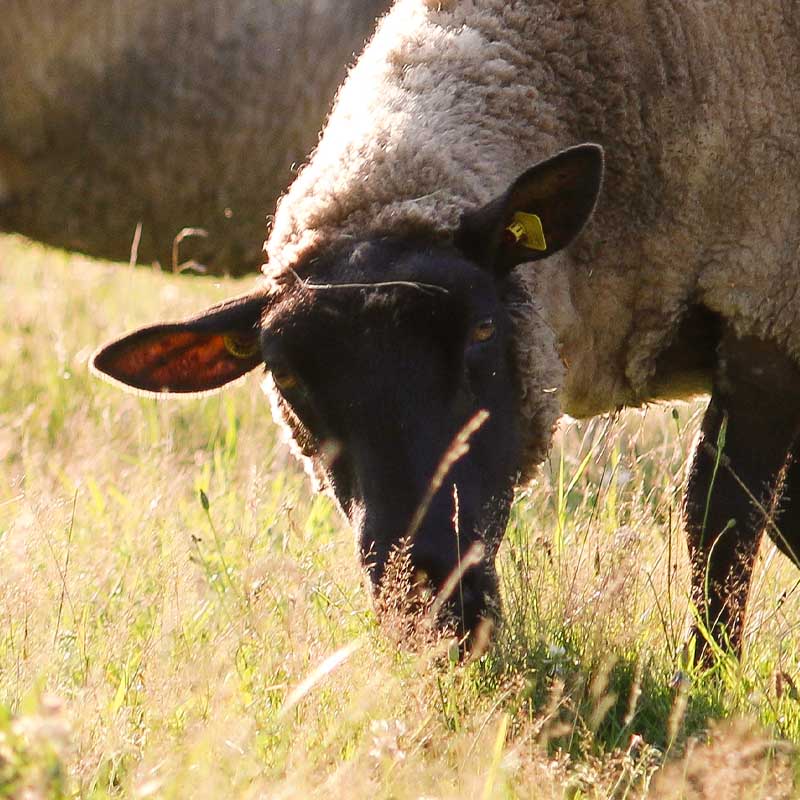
[223,333,260,359]
[506,212,547,252]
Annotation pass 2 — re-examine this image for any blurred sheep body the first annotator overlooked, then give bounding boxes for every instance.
[95,0,800,655]
[0,0,390,273]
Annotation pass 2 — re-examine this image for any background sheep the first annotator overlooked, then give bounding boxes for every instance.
[93,0,800,657]
[0,0,390,274]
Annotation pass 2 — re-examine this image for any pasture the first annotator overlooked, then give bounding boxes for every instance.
[2,232,799,798]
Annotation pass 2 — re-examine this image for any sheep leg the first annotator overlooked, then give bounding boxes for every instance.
[684,332,800,657]
[764,450,800,566]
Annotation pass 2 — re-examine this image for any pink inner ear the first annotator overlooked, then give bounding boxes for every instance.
[95,329,261,393]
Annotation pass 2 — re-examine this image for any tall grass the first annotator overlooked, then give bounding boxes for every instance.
[1,234,799,798]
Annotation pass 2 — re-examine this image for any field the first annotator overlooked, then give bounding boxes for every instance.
[2,232,800,798]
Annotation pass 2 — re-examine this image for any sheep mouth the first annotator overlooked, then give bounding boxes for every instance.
[372,544,499,655]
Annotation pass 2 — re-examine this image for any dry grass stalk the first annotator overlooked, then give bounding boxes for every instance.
[405,410,490,542]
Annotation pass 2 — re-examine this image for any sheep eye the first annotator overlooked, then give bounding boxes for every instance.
[469,319,496,344]
[272,369,299,392]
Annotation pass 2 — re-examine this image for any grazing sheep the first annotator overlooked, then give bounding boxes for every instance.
[0,0,390,274]
[93,0,800,656]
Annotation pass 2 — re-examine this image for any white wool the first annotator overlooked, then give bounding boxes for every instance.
[264,0,800,479]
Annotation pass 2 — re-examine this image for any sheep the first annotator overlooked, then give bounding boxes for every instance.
[0,0,390,274]
[92,0,800,656]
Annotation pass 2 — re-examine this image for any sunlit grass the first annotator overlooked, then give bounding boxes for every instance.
[1,233,799,798]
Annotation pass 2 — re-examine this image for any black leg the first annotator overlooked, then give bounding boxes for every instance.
[765,449,800,566]
[684,330,800,656]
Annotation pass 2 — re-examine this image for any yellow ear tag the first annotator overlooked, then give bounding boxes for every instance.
[506,212,547,252]
[223,333,260,359]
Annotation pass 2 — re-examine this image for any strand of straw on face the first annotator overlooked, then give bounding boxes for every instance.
[285,267,450,295]
[405,409,490,544]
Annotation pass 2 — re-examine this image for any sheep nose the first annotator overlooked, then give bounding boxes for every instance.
[411,568,435,601]
[410,557,488,634]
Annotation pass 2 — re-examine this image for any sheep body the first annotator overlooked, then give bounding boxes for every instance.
[0,0,390,273]
[265,0,800,475]
[91,0,800,653]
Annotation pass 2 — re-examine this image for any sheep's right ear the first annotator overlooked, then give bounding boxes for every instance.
[91,290,268,395]
[455,144,603,277]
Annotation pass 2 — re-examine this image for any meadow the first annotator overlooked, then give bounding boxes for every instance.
[2,232,799,798]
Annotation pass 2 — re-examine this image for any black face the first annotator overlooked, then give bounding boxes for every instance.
[91,144,604,649]
[261,238,522,639]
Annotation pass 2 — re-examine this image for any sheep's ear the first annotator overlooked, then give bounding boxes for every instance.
[455,144,603,277]
[91,290,268,395]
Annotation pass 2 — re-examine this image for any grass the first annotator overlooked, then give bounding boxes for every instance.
[1,232,800,798]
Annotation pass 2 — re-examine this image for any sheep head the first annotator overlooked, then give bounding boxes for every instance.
[92,144,603,650]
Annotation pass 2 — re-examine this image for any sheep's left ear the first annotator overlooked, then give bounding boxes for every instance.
[455,144,603,277]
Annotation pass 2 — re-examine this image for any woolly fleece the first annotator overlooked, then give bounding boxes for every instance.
[264,0,800,479]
